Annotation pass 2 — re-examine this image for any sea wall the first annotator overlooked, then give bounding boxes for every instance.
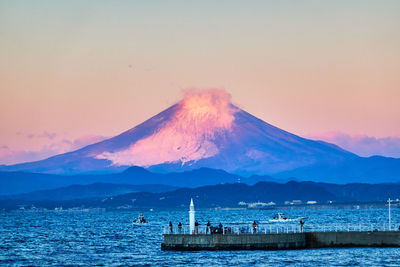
[162,233,306,251]
[306,231,400,248]
[162,231,400,251]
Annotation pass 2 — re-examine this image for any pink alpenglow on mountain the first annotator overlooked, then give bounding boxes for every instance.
[4,88,400,184]
[96,89,238,166]
[0,88,356,176]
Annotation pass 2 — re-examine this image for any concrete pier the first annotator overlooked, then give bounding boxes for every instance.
[162,231,400,251]
[306,231,400,249]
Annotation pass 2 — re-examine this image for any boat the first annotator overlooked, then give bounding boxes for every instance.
[132,213,149,225]
[268,213,307,223]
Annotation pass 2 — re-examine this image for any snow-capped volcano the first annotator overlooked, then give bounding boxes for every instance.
[1,89,359,176]
[97,89,238,166]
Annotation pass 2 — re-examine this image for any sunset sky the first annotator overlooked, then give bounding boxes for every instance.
[1,0,399,164]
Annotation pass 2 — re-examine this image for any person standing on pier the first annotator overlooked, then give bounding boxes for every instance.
[206,221,211,234]
[169,221,173,233]
[253,221,258,233]
[195,220,199,234]
[300,220,305,232]
[178,222,182,234]
[218,223,223,234]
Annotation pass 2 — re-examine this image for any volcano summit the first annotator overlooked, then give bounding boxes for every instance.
[2,89,399,183]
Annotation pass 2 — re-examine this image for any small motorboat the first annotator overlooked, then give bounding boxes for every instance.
[268,213,307,223]
[132,213,149,225]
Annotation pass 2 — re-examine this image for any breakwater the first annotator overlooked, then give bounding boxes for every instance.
[162,231,400,251]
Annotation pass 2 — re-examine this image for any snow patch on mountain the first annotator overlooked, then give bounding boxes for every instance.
[97,89,238,166]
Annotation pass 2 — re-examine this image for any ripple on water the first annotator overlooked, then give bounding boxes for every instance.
[1,209,400,266]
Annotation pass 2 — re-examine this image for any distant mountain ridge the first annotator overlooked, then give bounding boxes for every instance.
[0,166,277,195]
[100,181,400,208]
[1,183,177,201]
[2,181,400,211]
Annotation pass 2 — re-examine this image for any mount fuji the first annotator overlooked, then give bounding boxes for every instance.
[1,89,399,183]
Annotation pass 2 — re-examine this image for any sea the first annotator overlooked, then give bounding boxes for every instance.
[1,208,400,266]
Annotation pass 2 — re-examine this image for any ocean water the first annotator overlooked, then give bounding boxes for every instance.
[1,208,400,266]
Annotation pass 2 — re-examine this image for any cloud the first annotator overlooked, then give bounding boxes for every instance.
[0,134,108,165]
[59,135,108,150]
[18,131,57,140]
[308,131,400,158]
[0,146,55,165]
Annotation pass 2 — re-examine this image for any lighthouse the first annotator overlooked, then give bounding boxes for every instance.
[189,198,195,234]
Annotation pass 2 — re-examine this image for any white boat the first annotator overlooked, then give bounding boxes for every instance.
[132,213,149,225]
[268,213,307,223]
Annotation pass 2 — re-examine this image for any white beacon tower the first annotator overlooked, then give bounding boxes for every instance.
[189,198,195,234]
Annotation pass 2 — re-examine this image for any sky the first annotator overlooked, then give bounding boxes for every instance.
[1,0,400,164]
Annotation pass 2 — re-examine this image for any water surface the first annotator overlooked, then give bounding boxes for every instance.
[1,208,400,266]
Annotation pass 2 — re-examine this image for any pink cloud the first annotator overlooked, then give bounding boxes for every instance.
[308,131,400,158]
[0,145,56,165]
[18,131,57,140]
[0,134,108,165]
[61,135,108,149]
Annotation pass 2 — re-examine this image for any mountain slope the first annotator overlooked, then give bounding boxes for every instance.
[276,156,400,183]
